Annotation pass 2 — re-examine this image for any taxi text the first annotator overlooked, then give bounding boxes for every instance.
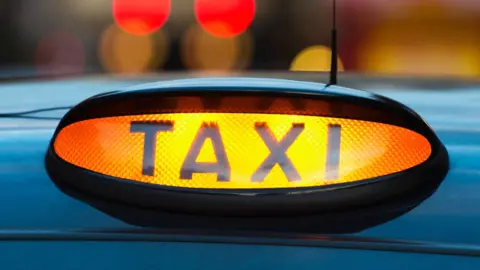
[130,121,341,182]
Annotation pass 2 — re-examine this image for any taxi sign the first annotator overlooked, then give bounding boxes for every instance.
[53,113,431,189]
[45,78,448,221]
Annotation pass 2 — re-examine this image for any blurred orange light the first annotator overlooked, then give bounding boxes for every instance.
[35,30,85,76]
[113,0,171,35]
[195,0,256,38]
[358,1,480,77]
[181,24,253,70]
[99,24,163,74]
[54,113,431,189]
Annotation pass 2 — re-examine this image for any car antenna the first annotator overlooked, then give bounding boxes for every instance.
[327,0,338,86]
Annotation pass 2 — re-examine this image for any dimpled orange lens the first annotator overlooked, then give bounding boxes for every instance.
[54,113,431,189]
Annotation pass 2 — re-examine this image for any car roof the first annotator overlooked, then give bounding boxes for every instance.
[1,74,480,255]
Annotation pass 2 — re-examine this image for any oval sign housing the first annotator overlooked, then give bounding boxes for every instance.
[54,113,432,189]
[45,79,449,222]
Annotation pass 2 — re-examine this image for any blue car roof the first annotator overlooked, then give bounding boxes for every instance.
[1,76,480,261]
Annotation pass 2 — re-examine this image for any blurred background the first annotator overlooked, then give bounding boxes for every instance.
[0,0,479,79]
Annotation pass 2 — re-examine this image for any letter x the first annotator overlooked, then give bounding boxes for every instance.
[251,123,304,182]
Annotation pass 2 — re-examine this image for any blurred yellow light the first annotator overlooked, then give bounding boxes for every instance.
[99,24,168,73]
[358,2,480,77]
[181,24,253,71]
[290,46,344,72]
[54,113,431,189]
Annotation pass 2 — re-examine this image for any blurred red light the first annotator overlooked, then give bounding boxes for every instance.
[113,0,171,35]
[195,0,255,38]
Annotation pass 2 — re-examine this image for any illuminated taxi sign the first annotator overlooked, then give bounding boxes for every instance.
[45,78,449,223]
[53,113,431,189]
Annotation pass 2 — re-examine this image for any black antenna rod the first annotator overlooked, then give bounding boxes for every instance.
[328,0,338,85]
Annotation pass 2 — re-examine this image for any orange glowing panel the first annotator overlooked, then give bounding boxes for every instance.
[195,0,256,38]
[113,0,171,35]
[54,113,431,189]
